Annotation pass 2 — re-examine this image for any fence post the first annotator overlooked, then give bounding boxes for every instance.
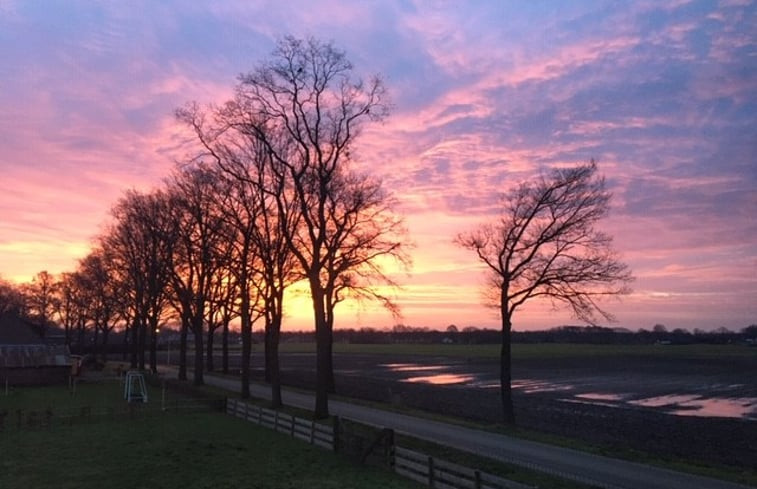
[310,420,315,444]
[274,411,280,432]
[428,456,435,488]
[474,470,482,489]
[385,429,395,468]
[332,416,340,452]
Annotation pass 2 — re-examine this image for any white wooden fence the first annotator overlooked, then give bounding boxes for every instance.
[394,446,535,489]
[226,398,334,450]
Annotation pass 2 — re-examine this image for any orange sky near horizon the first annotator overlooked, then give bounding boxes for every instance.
[1,1,755,332]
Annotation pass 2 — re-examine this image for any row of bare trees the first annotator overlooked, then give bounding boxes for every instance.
[169,37,409,416]
[2,37,636,424]
[3,37,407,418]
[0,263,124,360]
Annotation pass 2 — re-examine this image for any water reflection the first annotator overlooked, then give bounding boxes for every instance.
[404,374,475,385]
[575,393,625,401]
[378,363,757,420]
[511,379,573,394]
[630,395,757,419]
[380,363,443,372]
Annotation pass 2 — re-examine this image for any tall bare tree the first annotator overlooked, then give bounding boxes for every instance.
[457,161,633,424]
[177,104,301,405]
[0,276,25,317]
[23,270,57,338]
[230,37,406,417]
[76,248,122,362]
[54,272,81,346]
[106,189,177,371]
[166,164,229,386]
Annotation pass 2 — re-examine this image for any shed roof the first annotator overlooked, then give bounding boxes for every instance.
[0,312,71,367]
[0,312,44,345]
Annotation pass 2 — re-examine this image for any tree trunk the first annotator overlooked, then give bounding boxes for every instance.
[240,291,251,399]
[178,317,188,381]
[121,324,129,361]
[269,315,282,408]
[138,319,147,371]
[264,324,272,383]
[130,319,139,369]
[312,286,330,419]
[93,325,100,359]
[325,320,335,393]
[206,326,214,372]
[222,320,229,374]
[101,328,110,364]
[500,307,515,425]
[192,314,204,386]
[149,316,158,374]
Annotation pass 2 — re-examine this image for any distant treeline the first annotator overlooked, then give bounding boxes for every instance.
[61,323,757,355]
[257,324,757,346]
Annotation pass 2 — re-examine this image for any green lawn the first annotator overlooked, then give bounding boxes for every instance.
[0,385,420,489]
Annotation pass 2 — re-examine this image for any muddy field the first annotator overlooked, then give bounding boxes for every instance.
[240,346,757,470]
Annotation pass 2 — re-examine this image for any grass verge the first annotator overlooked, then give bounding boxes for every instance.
[0,385,420,489]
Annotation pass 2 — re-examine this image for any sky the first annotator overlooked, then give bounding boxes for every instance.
[1,0,755,332]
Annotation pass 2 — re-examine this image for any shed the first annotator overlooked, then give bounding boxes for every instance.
[0,312,71,386]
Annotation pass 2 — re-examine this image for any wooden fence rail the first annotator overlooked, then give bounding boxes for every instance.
[394,446,535,489]
[226,398,334,451]
[225,399,534,489]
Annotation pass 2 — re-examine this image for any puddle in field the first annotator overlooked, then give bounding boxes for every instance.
[511,379,574,394]
[560,398,622,408]
[381,363,443,372]
[575,392,626,402]
[380,363,757,420]
[384,363,474,385]
[628,394,701,407]
[629,395,757,419]
[404,374,475,385]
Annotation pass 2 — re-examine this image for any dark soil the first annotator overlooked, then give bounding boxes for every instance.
[247,352,757,471]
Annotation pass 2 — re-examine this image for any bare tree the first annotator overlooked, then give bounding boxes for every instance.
[23,270,57,338]
[0,276,25,317]
[457,161,633,424]
[177,97,300,405]
[105,189,177,372]
[205,262,238,373]
[54,273,81,346]
[231,37,406,417]
[76,248,122,363]
[166,164,229,386]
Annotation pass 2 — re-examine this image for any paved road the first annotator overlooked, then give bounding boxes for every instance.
[160,367,753,489]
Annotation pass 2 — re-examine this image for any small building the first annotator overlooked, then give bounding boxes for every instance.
[0,312,71,386]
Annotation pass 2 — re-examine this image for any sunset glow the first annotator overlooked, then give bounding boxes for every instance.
[1,1,755,331]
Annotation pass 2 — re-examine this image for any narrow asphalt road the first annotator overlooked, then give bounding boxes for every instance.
[159,367,753,489]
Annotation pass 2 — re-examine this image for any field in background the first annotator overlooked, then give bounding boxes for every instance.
[248,341,757,360]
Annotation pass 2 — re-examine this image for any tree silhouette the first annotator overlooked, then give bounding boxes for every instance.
[184,37,407,417]
[457,161,633,424]
[105,189,177,372]
[166,165,230,386]
[23,271,56,338]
